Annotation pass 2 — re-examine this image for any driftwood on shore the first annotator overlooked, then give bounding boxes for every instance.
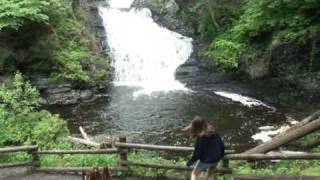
[67,127,112,149]
[68,136,101,148]
[80,126,91,141]
[245,110,320,154]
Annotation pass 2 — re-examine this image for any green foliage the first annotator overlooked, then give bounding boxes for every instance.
[204,0,320,72]
[233,160,320,176]
[0,0,50,30]
[0,72,69,147]
[127,153,185,177]
[0,72,39,114]
[31,112,69,148]
[230,0,319,42]
[0,0,109,86]
[0,152,31,164]
[41,154,118,167]
[35,0,108,84]
[206,37,242,70]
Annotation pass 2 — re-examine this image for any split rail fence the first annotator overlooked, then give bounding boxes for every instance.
[1,137,320,176]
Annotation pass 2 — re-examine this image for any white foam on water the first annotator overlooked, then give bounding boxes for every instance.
[99,4,193,96]
[252,125,290,142]
[214,91,274,109]
[252,115,300,142]
[259,126,274,131]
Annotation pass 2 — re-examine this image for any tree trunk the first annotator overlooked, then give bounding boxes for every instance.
[244,111,320,154]
[207,0,220,30]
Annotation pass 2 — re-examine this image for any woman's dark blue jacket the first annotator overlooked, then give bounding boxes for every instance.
[187,131,225,166]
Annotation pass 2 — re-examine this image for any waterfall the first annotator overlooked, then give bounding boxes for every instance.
[98,0,193,96]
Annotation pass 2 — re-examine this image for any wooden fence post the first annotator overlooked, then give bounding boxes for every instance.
[29,141,40,169]
[220,159,230,180]
[118,136,128,175]
[222,159,229,169]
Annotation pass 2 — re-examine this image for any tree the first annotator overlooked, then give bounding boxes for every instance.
[0,0,52,30]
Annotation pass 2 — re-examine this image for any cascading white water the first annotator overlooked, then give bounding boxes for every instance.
[99,0,193,96]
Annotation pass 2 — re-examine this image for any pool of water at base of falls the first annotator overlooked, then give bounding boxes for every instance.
[46,85,300,148]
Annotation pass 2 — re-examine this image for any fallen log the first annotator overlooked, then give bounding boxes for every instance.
[79,126,91,141]
[68,136,101,149]
[69,127,113,149]
[245,111,320,154]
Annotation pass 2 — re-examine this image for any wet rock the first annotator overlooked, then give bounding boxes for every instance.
[47,85,72,94]
[132,0,194,36]
[175,66,199,77]
[46,90,80,105]
[30,76,107,105]
[80,90,93,100]
[39,97,48,105]
[164,0,179,16]
[243,52,271,80]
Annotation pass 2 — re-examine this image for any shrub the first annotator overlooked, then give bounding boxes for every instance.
[0,72,69,147]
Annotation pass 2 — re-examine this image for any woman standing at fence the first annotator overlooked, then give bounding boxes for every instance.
[183,116,225,180]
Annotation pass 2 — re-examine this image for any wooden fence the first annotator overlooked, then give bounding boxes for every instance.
[1,136,320,176]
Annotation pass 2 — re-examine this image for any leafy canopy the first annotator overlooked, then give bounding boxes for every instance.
[0,0,54,30]
[205,0,320,71]
[0,0,108,85]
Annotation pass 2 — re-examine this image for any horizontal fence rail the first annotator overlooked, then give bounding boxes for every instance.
[0,145,38,154]
[35,166,127,173]
[119,160,232,173]
[0,161,32,168]
[225,153,320,160]
[38,148,118,155]
[115,142,235,154]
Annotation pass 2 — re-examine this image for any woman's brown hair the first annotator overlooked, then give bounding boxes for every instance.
[184,116,214,138]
